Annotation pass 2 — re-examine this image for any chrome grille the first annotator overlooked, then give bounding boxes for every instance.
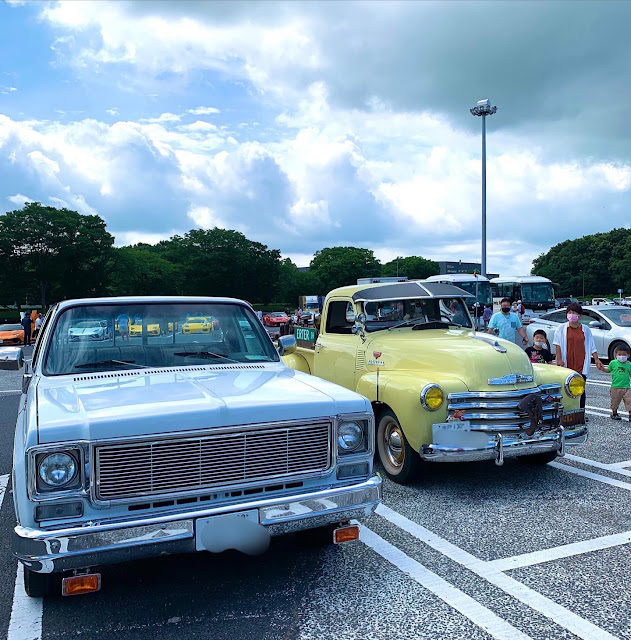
[447,385,562,432]
[95,422,331,501]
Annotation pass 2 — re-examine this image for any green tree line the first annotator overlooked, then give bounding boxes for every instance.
[0,203,440,309]
[533,228,631,297]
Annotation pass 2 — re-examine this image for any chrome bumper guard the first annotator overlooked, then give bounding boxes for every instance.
[420,425,587,464]
[14,476,382,574]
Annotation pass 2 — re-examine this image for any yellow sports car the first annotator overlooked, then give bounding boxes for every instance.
[182,316,213,334]
[129,321,177,337]
[129,322,161,337]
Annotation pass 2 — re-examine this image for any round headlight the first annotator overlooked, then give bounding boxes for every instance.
[420,384,444,411]
[38,453,77,487]
[338,421,364,452]
[565,373,585,398]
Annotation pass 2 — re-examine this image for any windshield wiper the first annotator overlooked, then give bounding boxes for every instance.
[74,360,148,369]
[174,351,241,364]
[387,318,428,331]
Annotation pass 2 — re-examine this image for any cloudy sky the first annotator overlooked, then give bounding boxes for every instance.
[1,1,630,275]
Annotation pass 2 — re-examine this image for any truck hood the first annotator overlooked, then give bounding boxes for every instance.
[35,364,368,444]
[364,329,535,391]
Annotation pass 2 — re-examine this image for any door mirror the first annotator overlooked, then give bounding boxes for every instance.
[0,346,24,371]
[277,335,297,356]
[588,320,602,329]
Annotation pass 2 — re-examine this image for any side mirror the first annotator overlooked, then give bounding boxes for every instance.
[588,320,602,329]
[0,346,24,371]
[277,335,296,356]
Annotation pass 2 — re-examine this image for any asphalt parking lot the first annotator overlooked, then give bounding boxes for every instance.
[1,359,631,639]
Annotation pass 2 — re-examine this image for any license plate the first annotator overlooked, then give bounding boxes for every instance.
[195,509,267,554]
[561,410,585,427]
[433,420,471,432]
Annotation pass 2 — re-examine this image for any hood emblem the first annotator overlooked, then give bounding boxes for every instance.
[373,351,382,359]
[488,374,534,385]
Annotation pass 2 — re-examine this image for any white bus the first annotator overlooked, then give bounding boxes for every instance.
[490,276,556,312]
[424,274,493,311]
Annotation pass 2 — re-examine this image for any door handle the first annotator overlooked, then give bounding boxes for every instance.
[315,343,323,350]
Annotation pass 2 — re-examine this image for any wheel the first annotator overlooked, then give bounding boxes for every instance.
[296,524,338,547]
[609,340,630,361]
[518,451,559,465]
[376,408,422,484]
[23,566,58,598]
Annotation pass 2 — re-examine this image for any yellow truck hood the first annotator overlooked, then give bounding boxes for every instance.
[362,328,535,392]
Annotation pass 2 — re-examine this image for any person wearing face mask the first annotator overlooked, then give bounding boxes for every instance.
[607,345,631,420]
[487,298,529,346]
[525,329,554,364]
[553,302,605,412]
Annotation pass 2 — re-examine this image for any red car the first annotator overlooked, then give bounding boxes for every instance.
[264,312,289,326]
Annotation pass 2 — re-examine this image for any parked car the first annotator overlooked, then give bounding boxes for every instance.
[182,316,213,334]
[1,296,381,597]
[264,312,290,326]
[68,320,107,341]
[527,305,631,360]
[591,298,615,306]
[0,323,25,345]
[612,298,627,306]
[556,298,578,308]
[283,281,587,483]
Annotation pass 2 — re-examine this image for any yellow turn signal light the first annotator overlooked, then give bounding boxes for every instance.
[333,524,360,544]
[62,574,101,596]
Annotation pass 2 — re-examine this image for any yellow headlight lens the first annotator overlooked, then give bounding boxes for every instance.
[421,385,444,411]
[566,374,585,398]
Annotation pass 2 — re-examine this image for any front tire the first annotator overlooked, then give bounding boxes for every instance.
[376,409,422,484]
[23,566,59,598]
[518,451,559,465]
[609,340,630,361]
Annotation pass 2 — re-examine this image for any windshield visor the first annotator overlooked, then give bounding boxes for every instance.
[44,302,279,375]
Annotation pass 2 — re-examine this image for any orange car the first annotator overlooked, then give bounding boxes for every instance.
[0,323,25,346]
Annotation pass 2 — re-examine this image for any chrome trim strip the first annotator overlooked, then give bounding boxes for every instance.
[488,374,534,385]
[448,386,560,400]
[448,396,561,410]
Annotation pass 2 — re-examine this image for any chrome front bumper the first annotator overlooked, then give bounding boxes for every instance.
[420,425,587,464]
[14,476,382,574]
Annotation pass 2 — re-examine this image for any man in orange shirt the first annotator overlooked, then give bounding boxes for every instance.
[553,303,605,412]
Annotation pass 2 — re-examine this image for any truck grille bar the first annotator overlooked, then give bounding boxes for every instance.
[447,385,562,432]
[95,422,332,501]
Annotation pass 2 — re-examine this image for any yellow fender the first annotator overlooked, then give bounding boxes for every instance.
[356,370,468,453]
[282,351,312,374]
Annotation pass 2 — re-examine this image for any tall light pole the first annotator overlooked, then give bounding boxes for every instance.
[470,98,497,278]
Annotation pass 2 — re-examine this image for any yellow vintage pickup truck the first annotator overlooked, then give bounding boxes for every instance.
[280,280,587,483]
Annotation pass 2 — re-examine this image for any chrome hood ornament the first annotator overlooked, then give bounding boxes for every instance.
[488,373,534,385]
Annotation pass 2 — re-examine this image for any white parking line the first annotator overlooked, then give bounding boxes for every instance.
[375,504,619,640]
[7,564,43,640]
[0,474,9,508]
[609,459,631,469]
[0,390,21,395]
[2,475,43,640]
[488,530,631,572]
[549,461,631,491]
[563,454,631,478]
[586,404,628,418]
[360,525,533,640]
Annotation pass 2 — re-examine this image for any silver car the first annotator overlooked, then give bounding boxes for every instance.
[527,305,631,360]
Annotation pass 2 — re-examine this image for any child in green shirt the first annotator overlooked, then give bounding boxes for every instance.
[607,345,631,420]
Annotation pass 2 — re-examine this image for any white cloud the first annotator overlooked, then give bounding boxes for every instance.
[188,106,220,115]
[0,85,18,94]
[7,193,33,206]
[106,108,119,116]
